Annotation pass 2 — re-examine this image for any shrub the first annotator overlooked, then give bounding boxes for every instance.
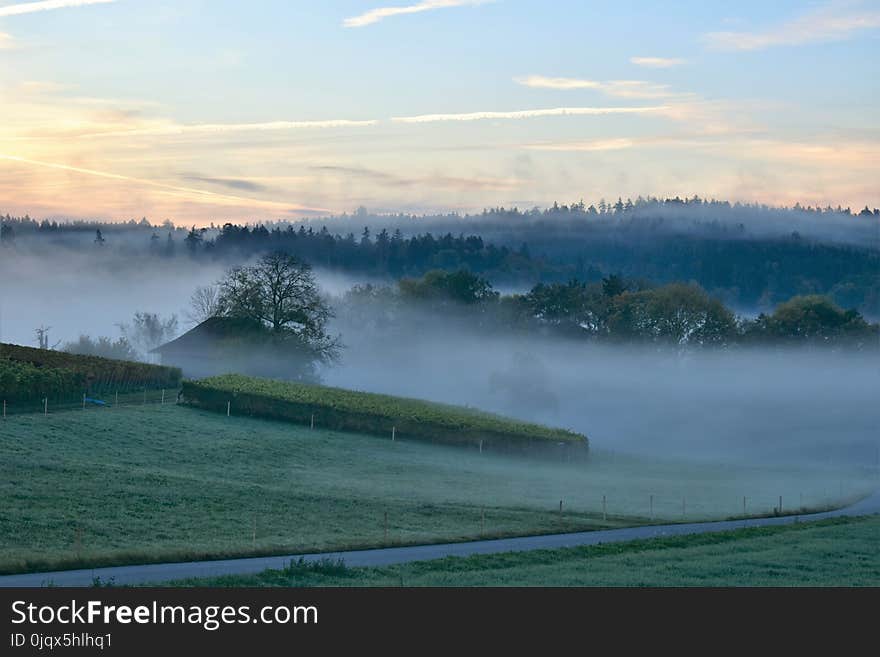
[0,360,83,403]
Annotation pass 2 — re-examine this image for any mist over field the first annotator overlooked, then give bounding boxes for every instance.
[323,316,880,467]
[2,245,877,470]
[0,249,226,350]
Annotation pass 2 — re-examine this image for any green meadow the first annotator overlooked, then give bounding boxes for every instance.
[0,404,873,574]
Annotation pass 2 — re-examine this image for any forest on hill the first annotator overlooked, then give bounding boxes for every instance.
[2,197,878,316]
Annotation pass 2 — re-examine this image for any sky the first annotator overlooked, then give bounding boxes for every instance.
[0,0,878,225]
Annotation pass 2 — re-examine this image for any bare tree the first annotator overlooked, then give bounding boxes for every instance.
[118,312,179,360]
[34,326,51,350]
[185,285,223,326]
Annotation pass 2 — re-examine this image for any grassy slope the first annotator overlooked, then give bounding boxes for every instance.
[175,516,880,587]
[1,404,873,575]
[0,405,618,575]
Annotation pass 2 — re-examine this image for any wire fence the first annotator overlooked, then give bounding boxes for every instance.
[0,388,180,417]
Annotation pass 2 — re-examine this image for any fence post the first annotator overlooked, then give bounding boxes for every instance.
[479,439,483,454]
[392,426,396,441]
[310,414,315,430]
[161,389,165,406]
[82,393,86,411]
[44,398,48,416]
[779,495,783,514]
[115,391,118,407]
[227,401,231,417]
[559,499,563,520]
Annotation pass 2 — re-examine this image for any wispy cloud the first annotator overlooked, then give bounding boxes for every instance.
[18,80,74,93]
[523,134,880,170]
[79,118,379,139]
[311,164,401,182]
[310,164,523,190]
[0,0,114,18]
[514,76,602,91]
[630,56,685,68]
[0,32,14,49]
[177,119,379,133]
[704,2,880,51]
[525,138,638,152]
[182,175,270,193]
[515,75,682,99]
[343,0,490,28]
[0,153,329,213]
[392,105,669,123]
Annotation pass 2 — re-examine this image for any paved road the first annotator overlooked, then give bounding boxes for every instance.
[3,491,878,587]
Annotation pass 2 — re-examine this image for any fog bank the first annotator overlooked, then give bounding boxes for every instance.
[323,316,880,467]
[2,250,876,469]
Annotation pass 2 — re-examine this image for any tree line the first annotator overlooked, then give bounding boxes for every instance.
[40,253,877,389]
[340,269,879,349]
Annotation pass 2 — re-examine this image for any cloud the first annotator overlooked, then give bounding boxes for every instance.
[392,105,669,123]
[514,76,602,91]
[180,119,379,133]
[704,2,880,51]
[0,0,114,18]
[182,175,270,193]
[523,134,880,170]
[311,164,401,182]
[310,164,523,190]
[343,0,490,28]
[733,138,880,167]
[18,80,74,93]
[0,154,329,213]
[630,56,685,68]
[0,32,14,49]
[515,75,682,99]
[525,138,638,152]
[79,118,379,139]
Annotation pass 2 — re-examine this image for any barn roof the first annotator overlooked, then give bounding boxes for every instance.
[151,316,267,354]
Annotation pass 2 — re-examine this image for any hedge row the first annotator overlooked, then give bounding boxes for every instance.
[182,374,588,454]
[0,360,84,403]
[0,342,181,399]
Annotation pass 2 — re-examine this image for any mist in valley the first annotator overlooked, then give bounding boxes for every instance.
[324,312,879,467]
[2,248,876,481]
[0,248,227,355]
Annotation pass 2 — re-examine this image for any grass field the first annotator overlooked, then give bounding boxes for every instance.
[173,516,880,587]
[0,404,874,575]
